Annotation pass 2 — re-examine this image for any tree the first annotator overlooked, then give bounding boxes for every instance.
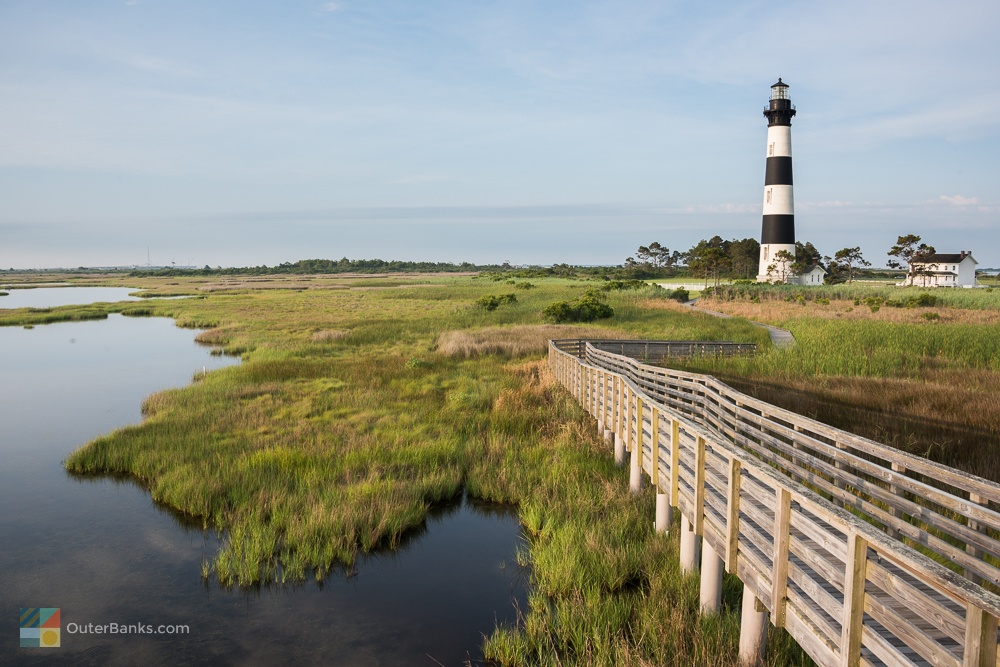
[766,249,795,284]
[688,246,731,288]
[648,241,666,269]
[887,235,936,286]
[728,238,761,279]
[834,247,870,284]
[636,246,652,267]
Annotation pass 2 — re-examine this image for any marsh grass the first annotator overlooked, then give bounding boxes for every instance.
[55,273,790,665]
[437,325,628,358]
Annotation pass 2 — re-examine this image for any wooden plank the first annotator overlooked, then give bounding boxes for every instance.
[787,560,843,637]
[790,510,849,563]
[785,603,841,667]
[772,488,793,628]
[789,533,847,592]
[727,458,742,574]
[860,624,921,667]
[864,590,961,667]
[841,532,868,667]
[865,558,966,646]
[740,515,776,565]
[786,585,842,656]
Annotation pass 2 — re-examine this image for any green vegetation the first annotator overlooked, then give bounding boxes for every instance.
[685,286,1000,481]
[476,293,519,311]
[543,295,614,323]
[33,273,793,665]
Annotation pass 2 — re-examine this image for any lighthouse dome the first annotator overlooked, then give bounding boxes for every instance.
[770,79,789,100]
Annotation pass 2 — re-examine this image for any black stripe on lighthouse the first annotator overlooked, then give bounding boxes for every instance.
[761,215,795,244]
[764,156,793,186]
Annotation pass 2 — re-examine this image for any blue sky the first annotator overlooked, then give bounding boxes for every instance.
[2,0,998,269]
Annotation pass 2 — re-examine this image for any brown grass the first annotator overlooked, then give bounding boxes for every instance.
[699,297,1000,325]
[715,368,1000,480]
[310,329,350,342]
[437,324,629,358]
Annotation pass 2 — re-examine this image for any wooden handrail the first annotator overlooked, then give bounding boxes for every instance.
[549,340,1000,667]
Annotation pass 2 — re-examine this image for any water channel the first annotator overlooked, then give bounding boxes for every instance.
[1,298,528,665]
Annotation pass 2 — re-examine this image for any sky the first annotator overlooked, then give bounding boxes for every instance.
[1,0,998,269]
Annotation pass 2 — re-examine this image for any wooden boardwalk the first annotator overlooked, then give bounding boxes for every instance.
[550,339,1000,667]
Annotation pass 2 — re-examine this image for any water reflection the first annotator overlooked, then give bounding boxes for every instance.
[0,286,143,309]
[1,314,527,666]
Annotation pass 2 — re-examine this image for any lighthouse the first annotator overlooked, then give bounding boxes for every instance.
[757,78,796,282]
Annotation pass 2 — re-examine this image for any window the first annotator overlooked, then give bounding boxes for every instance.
[766,189,772,204]
[769,143,774,156]
[764,247,769,261]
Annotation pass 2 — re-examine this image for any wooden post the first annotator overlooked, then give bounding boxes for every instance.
[771,488,791,628]
[840,532,869,667]
[670,418,680,510]
[650,407,660,487]
[963,604,999,667]
[739,584,768,666]
[630,397,644,493]
[887,462,906,539]
[694,435,706,535]
[834,441,848,508]
[726,458,742,573]
[624,386,632,453]
[966,491,987,584]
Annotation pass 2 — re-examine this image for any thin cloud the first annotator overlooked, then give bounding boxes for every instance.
[940,194,981,206]
[321,2,340,11]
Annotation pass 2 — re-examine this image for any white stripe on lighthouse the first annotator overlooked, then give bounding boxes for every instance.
[765,125,792,158]
[762,185,794,215]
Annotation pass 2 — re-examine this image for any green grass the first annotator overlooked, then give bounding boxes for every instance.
[685,318,1000,378]
[50,274,800,664]
[712,282,1000,311]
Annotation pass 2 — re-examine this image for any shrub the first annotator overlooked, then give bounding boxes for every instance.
[671,289,690,303]
[601,279,646,292]
[514,282,535,290]
[921,312,940,321]
[542,296,614,323]
[815,298,830,305]
[863,296,884,313]
[476,293,518,311]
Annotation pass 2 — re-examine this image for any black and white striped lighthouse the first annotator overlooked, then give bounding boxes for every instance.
[757,78,796,282]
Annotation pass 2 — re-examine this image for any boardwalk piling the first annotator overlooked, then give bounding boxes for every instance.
[739,585,768,666]
[614,435,625,467]
[655,492,671,534]
[629,447,643,493]
[680,514,700,573]
[700,542,724,614]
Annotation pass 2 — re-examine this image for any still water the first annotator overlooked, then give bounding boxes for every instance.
[0,287,142,309]
[1,312,527,665]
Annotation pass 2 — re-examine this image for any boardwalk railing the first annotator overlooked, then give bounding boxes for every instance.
[549,339,1000,667]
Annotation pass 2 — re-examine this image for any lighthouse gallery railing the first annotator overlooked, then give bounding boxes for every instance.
[550,339,1000,667]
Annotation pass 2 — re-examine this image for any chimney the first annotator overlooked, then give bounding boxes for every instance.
[960,251,966,259]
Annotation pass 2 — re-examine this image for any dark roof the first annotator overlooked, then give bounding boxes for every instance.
[771,78,787,88]
[918,253,977,264]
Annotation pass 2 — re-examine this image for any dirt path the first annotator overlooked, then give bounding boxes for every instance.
[684,299,796,349]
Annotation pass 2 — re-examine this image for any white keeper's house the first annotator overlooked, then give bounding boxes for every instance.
[901,251,978,287]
